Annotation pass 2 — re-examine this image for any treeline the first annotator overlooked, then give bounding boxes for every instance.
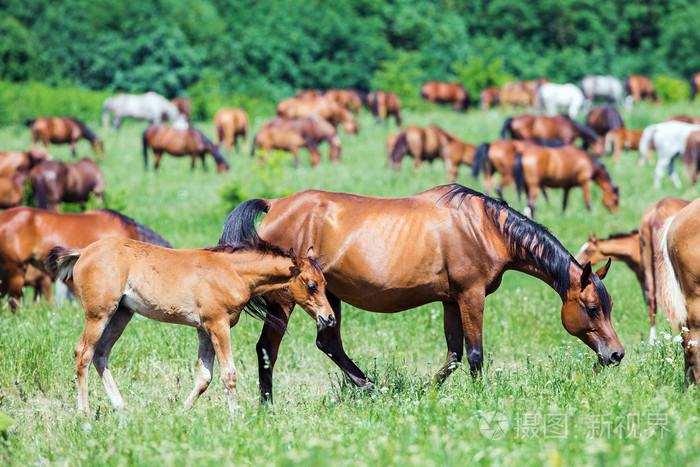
[2,0,700,113]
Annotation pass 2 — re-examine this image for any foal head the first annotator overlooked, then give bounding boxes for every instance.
[574,235,604,265]
[288,247,336,330]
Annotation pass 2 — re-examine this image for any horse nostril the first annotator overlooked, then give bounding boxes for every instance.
[610,349,624,363]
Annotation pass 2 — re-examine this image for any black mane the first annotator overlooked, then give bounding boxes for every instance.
[605,230,639,240]
[64,116,99,143]
[97,209,172,248]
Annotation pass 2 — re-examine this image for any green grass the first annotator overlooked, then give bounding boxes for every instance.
[2,103,700,466]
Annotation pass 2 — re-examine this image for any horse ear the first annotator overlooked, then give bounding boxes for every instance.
[289,247,299,267]
[595,258,612,281]
[306,245,315,258]
[580,261,592,291]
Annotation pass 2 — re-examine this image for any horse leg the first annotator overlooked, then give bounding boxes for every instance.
[668,157,681,188]
[581,181,592,210]
[184,328,216,409]
[154,152,162,171]
[525,186,539,218]
[200,153,207,172]
[70,141,77,158]
[653,160,669,189]
[433,301,464,384]
[190,155,197,172]
[92,307,133,410]
[75,311,116,412]
[256,296,293,403]
[457,290,485,377]
[206,319,238,406]
[562,187,571,212]
[5,264,27,313]
[682,297,700,386]
[291,148,301,167]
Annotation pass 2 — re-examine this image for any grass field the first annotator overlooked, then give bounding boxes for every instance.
[1,102,700,466]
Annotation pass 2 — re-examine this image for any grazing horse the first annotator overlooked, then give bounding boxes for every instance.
[624,75,659,104]
[323,89,364,115]
[638,121,700,187]
[656,198,700,384]
[214,108,250,153]
[385,133,399,160]
[295,90,321,99]
[668,115,700,125]
[500,87,533,108]
[471,139,526,197]
[219,184,624,402]
[277,96,359,135]
[388,125,455,171]
[45,237,335,411]
[0,149,52,209]
[420,81,469,111]
[691,73,700,101]
[586,105,624,136]
[480,87,500,110]
[579,75,624,106]
[262,117,341,163]
[26,117,104,159]
[682,131,700,184]
[513,144,619,218]
[367,90,402,126]
[536,83,586,118]
[0,207,171,312]
[29,158,105,212]
[603,128,644,163]
[501,114,601,152]
[102,92,181,129]
[170,97,192,122]
[444,138,478,183]
[251,126,322,167]
[142,125,229,173]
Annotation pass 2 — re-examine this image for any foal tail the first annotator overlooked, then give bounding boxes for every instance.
[513,152,526,202]
[656,217,688,326]
[44,246,81,282]
[500,117,514,139]
[471,143,491,177]
[219,198,270,244]
[25,118,36,128]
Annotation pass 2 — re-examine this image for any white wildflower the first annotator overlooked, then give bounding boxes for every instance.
[665,358,673,364]
[688,340,698,348]
[682,326,690,333]
[673,335,683,344]
[662,332,672,341]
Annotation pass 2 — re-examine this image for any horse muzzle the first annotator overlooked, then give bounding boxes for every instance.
[598,345,625,366]
[317,313,336,330]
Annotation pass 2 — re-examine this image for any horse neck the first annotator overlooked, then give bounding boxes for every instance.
[592,166,614,192]
[595,236,641,272]
[231,252,294,297]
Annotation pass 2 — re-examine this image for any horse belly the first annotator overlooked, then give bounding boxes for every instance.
[121,283,202,327]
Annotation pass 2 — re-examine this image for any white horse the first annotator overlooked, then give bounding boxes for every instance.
[536,83,585,118]
[102,92,181,129]
[639,121,700,188]
[579,75,625,107]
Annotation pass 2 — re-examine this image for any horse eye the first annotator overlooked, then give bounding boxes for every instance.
[586,305,599,316]
[307,283,317,293]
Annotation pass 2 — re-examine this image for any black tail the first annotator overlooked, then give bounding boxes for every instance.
[142,128,149,169]
[500,117,514,139]
[623,77,631,97]
[219,198,270,245]
[513,152,526,202]
[471,143,491,177]
[25,118,36,128]
[31,171,49,210]
[301,132,320,155]
[390,130,408,165]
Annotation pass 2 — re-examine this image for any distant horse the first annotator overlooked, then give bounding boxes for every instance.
[220,184,624,401]
[603,128,644,162]
[480,87,500,110]
[367,90,402,126]
[0,207,171,312]
[668,115,700,125]
[586,105,624,136]
[142,125,229,173]
[579,75,624,106]
[471,139,526,197]
[420,81,469,111]
[214,108,250,152]
[252,126,322,167]
[502,79,548,108]
[0,149,52,208]
[295,90,321,99]
[690,73,700,101]
[385,133,399,160]
[513,144,619,218]
[536,83,586,118]
[262,116,341,163]
[45,236,335,411]
[277,96,359,134]
[170,97,192,122]
[323,89,364,115]
[29,158,105,212]
[638,121,700,187]
[656,198,700,384]
[501,114,601,152]
[389,125,455,171]
[682,131,700,184]
[624,75,659,104]
[102,92,181,129]
[26,117,104,159]
[444,138,478,182]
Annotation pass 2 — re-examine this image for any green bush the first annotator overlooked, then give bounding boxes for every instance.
[452,53,514,99]
[653,75,690,102]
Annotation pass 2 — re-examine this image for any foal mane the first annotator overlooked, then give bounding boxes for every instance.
[605,230,639,240]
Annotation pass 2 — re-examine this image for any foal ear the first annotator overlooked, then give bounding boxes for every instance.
[306,245,316,258]
[580,261,592,291]
[595,258,612,281]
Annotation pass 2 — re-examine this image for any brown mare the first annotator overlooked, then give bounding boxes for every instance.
[471,139,529,198]
[586,105,624,136]
[367,90,402,126]
[668,115,700,125]
[444,138,479,183]
[656,198,700,384]
[500,87,533,108]
[501,114,602,153]
[45,237,335,411]
[690,73,700,101]
[420,81,469,111]
[480,87,500,110]
[323,89,364,115]
[214,108,250,152]
[142,125,229,173]
[26,117,104,159]
[262,116,341,163]
[29,158,105,211]
[624,75,659,104]
[295,89,321,99]
[513,144,620,218]
[170,97,192,122]
[603,128,644,163]
[682,131,700,184]
[0,149,51,208]
[277,96,359,135]
[251,126,322,167]
[388,124,454,171]
[220,184,624,402]
[0,207,171,312]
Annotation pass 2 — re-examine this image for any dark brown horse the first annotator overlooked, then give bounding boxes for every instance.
[323,89,364,115]
[170,97,192,122]
[220,184,624,402]
[277,96,359,134]
[262,116,341,163]
[389,124,454,171]
[27,117,104,159]
[142,125,229,173]
[586,105,624,136]
[420,81,469,111]
[0,207,171,312]
[513,144,620,218]
[251,126,322,167]
[480,87,500,110]
[367,90,402,126]
[501,114,603,154]
[624,75,659,104]
[0,149,52,208]
[29,158,105,211]
[214,108,249,153]
[603,128,644,163]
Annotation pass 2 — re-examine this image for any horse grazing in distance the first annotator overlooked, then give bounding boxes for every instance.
[142,125,229,173]
[26,117,104,159]
[579,75,625,106]
[45,237,335,411]
[690,73,700,101]
[501,114,601,153]
[0,206,171,312]
[102,92,181,129]
[367,90,402,126]
[29,158,105,212]
[682,131,700,185]
[471,139,527,198]
[668,115,700,125]
[480,87,500,110]
[0,149,52,208]
[277,96,359,135]
[536,83,586,118]
[624,75,659,104]
[586,105,624,136]
[170,97,192,123]
[220,184,624,402]
[388,124,455,171]
[295,89,321,99]
[214,108,250,153]
[500,87,533,108]
[638,121,700,187]
[444,138,478,182]
[603,128,644,163]
[420,81,469,111]
[323,89,364,115]
[513,144,619,218]
[252,126,322,167]
[262,117,341,163]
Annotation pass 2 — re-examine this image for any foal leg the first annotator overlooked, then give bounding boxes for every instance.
[92,307,133,410]
[75,311,116,412]
[207,320,238,405]
[184,328,216,409]
[434,301,465,384]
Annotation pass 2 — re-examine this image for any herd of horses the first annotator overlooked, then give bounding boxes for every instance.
[5,70,700,411]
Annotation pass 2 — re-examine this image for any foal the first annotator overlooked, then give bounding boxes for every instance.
[45,237,335,412]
